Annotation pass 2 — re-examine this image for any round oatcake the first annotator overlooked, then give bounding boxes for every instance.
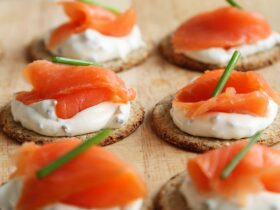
[155,172,188,210]
[151,95,280,153]
[159,35,280,72]
[0,101,145,145]
[27,38,153,73]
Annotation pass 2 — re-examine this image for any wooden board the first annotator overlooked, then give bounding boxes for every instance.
[0,0,280,208]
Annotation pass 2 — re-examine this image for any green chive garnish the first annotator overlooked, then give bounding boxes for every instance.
[226,0,243,9]
[36,128,112,179]
[212,51,241,97]
[52,56,101,67]
[220,131,262,179]
[79,0,121,15]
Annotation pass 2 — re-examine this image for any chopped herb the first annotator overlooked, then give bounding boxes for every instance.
[52,56,101,66]
[36,128,112,179]
[79,0,121,14]
[221,131,262,179]
[226,0,243,9]
[212,51,241,97]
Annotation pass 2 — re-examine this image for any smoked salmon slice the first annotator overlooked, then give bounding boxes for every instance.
[188,142,280,198]
[16,60,136,119]
[172,6,272,51]
[12,139,146,210]
[48,1,136,49]
[173,70,280,118]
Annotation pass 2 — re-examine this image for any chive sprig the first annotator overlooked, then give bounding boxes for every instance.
[36,128,112,179]
[211,50,241,97]
[79,0,121,14]
[52,56,101,67]
[220,131,262,179]
[226,0,243,9]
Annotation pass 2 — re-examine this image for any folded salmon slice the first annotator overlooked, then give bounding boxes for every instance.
[172,6,272,51]
[12,139,146,210]
[188,142,280,198]
[48,1,136,49]
[16,60,136,119]
[173,70,280,118]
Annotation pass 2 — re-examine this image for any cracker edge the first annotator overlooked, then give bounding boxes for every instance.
[155,172,188,210]
[0,101,145,145]
[159,35,280,72]
[27,38,154,73]
[151,95,280,153]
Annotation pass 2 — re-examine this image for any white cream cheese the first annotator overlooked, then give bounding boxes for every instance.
[11,99,130,136]
[170,99,278,139]
[0,179,143,210]
[183,32,280,65]
[180,178,280,210]
[45,26,145,63]
[0,179,23,210]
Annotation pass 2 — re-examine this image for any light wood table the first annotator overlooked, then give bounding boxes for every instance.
[0,0,280,208]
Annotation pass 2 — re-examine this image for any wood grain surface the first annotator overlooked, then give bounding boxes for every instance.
[0,0,280,208]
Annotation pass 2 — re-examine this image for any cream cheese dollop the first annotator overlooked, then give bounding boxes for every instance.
[180,178,280,210]
[45,26,145,63]
[170,99,278,139]
[183,32,280,65]
[11,99,131,137]
[0,179,143,210]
